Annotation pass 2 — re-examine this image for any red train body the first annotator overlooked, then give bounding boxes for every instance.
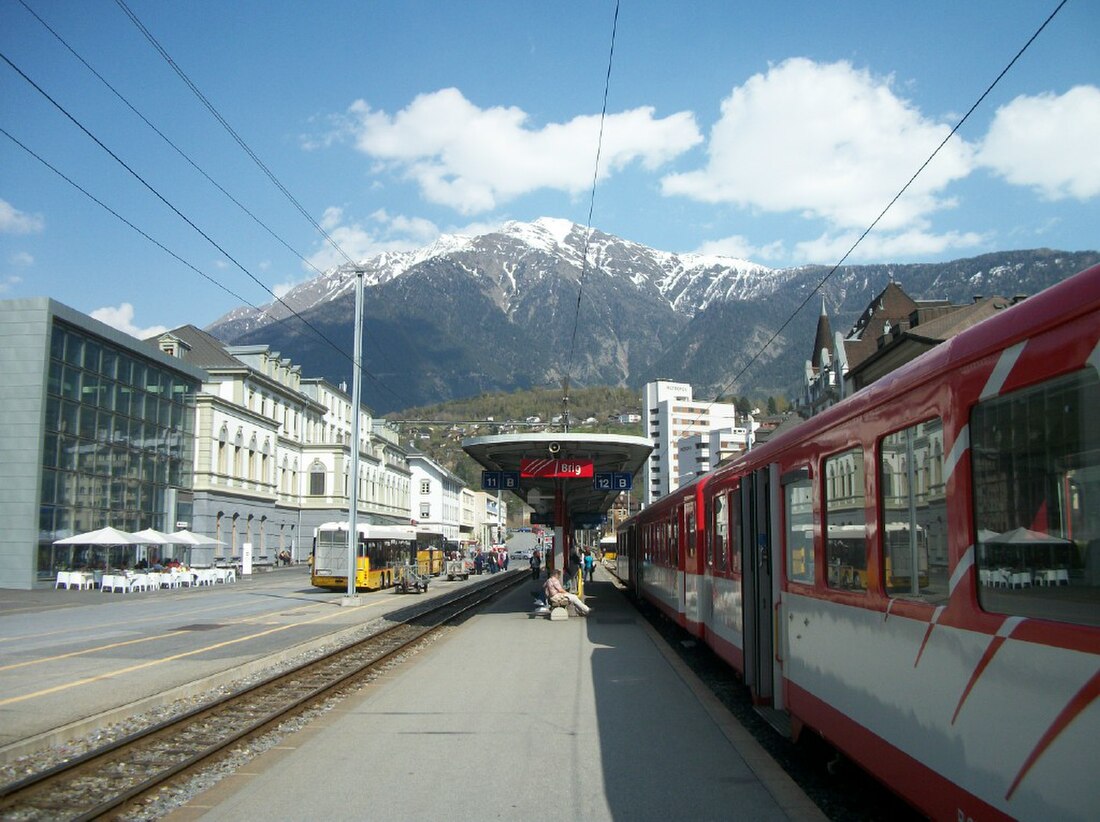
[617,263,1100,820]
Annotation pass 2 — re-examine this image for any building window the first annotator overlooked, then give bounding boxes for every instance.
[309,462,326,496]
[420,504,431,519]
[420,480,431,495]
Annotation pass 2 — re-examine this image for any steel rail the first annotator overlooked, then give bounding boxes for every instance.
[0,571,526,819]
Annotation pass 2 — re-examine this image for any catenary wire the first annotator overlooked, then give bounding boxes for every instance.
[0,50,410,408]
[111,0,358,272]
[16,0,392,371]
[14,0,329,291]
[563,0,620,390]
[698,0,1069,418]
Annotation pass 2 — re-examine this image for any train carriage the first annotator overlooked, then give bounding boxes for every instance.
[621,263,1100,820]
[311,522,417,591]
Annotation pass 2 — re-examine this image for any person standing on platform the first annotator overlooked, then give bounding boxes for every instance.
[583,549,595,583]
[543,568,590,615]
[530,549,541,580]
[567,547,581,590]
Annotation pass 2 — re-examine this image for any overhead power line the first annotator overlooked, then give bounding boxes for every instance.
[111,0,357,272]
[0,49,409,408]
[15,0,328,288]
[700,0,1069,415]
[562,0,620,414]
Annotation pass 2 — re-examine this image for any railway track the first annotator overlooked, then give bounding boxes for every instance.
[0,571,525,821]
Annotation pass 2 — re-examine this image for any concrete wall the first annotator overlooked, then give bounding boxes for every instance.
[0,300,50,589]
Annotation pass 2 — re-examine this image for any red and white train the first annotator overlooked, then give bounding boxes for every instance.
[617,263,1099,821]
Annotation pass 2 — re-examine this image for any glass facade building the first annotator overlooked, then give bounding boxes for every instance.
[0,299,206,588]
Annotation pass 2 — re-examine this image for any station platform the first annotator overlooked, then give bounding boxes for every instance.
[167,568,826,822]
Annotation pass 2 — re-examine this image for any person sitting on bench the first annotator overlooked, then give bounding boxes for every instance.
[543,568,590,616]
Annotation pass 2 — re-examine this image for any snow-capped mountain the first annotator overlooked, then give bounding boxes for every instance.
[204,219,1096,414]
[212,217,776,338]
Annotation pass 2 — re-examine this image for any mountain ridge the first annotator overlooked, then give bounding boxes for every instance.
[205,220,1097,414]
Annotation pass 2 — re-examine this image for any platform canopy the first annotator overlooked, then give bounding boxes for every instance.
[461,432,652,530]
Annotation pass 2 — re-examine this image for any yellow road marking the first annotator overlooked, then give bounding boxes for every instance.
[0,598,323,644]
[0,599,387,707]
[0,631,188,672]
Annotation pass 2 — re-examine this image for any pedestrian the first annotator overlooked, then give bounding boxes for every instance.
[583,548,595,583]
[567,547,581,590]
[474,551,484,575]
[529,549,541,580]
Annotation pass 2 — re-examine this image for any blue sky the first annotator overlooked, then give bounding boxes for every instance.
[1,0,1097,338]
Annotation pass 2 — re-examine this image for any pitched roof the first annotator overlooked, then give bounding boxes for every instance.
[150,325,243,369]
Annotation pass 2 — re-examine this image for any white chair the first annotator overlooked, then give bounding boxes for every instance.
[979,569,992,586]
[68,572,93,590]
[1010,570,1032,589]
[195,569,216,586]
[130,573,155,592]
[54,571,71,589]
[101,574,132,593]
[1054,569,1069,586]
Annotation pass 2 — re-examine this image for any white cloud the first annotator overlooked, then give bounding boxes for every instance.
[978,85,1100,201]
[793,227,987,264]
[304,209,445,274]
[337,88,701,214]
[661,58,975,232]
[0,275,23,294]
[9,251,34,267]
[90,303,168,339]
[694,234,786,262]
[0,198,45,234]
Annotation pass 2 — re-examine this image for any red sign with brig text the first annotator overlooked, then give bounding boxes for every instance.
[520,458,594,478]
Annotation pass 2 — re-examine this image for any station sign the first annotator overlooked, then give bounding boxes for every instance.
[571,512,606,528]
[593,472,634,491]
[481,470,520,490]
[530,512,555,526]
[520,458,594,478]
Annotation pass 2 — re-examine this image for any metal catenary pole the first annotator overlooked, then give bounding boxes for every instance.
[347,269,364,600]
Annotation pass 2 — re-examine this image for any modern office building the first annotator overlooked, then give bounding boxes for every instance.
[675,422,757,487]
[0,299,206,589]
[642,379,739,505]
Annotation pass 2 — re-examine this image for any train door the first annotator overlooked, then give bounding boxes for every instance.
[740,466,775,705]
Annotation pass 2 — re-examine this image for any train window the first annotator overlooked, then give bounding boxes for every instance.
[825,449,867,592]
[880,418,947,603]
[971,367,1100,627]
[729,490,742,575]
[713,493,729,572]
[785,475,814,584]
[684,500,696,559]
